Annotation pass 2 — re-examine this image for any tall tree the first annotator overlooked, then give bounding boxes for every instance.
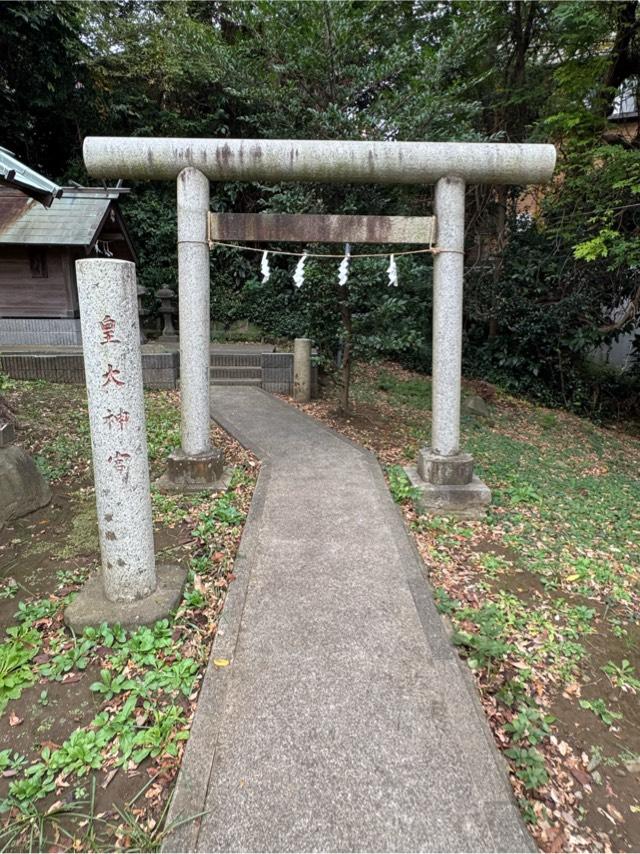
[0,2,90,177]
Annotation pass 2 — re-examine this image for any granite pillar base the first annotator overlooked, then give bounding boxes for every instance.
[155,447,230,494]
[64,564,187,631]
[406,446,491,519]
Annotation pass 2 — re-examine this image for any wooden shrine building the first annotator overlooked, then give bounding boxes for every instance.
[0,148,136,346]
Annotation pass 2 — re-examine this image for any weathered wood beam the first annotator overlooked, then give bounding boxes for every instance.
[208,213,436,245]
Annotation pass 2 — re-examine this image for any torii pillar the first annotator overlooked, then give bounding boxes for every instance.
[82,137,555,515]
[404,174,492,517]
[157,167,227,492]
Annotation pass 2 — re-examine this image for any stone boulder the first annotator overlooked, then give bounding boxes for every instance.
[462,394,494,423]
[0,446,52,528]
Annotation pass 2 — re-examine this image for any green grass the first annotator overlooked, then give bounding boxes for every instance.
[365,366,640,614]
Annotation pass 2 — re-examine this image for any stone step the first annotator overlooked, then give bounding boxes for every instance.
[210,353,262,368]
[210,377,263,387]
[210,366,263,380]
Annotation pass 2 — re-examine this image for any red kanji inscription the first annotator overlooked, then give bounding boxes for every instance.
[100,315,120,344]
[107,451,131,475]
[103,408,130,431]
[102,364,125,387]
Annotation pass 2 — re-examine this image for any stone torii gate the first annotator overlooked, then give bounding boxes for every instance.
[83,138,555,514]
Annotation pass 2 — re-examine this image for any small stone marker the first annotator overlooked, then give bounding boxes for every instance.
[293,338,312,403]
[462,394,493,421]
[64,258,185,631]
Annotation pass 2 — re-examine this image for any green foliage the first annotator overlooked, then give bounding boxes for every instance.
[0,627,40,715]
[0,373,17,392]
[504,746,550,791]
[15,597,66,625]
[0,579,18,600]
[45,729,109,777]
[601,660,640,692]
[387,465,421,505]
[40,637,93,680]
[193,495,245,539]
[378,372,432,410]
[579,698,624,727]
[452,618,513,673]
[116,704,189,766]
[89,669,137,702]
[141,658,199,697]
[145,394,181,464]
[0,750,27,774]
[504,705,555,746]
[0,2,90,177]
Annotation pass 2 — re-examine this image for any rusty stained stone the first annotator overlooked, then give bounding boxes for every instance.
[166,449,224,483]
[83,138,556,186]
[208,212,436,245]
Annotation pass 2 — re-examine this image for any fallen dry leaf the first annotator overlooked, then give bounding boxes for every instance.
[597,807,617,826]
[8,712,23,727]
[607,804,625,824]
[568,763,591,786]
[101,769,118,789]
[548,826,567,852]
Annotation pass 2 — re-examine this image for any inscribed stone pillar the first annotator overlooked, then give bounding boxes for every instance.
[293,338,312,403]
[75,259,156,601]
[65,258,185,629]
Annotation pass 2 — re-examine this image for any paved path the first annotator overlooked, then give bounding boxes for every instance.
[165,388,533,853]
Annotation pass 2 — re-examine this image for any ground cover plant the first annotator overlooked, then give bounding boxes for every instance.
[0,378,257,851]
[290,362,640,854]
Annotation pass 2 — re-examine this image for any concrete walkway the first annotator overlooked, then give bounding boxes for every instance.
[165,388,533,853]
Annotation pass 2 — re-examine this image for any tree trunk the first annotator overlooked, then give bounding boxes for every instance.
[489,186,507,337]
[336,284,353,416]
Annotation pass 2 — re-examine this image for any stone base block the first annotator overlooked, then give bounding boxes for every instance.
[417,448,474,485]
[405,466,491,520]
[64,564,187,631]
[155,447,231,494]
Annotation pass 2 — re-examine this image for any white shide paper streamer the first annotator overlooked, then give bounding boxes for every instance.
[261,250,271,283]
[387,254,398,287]
[338,243,351,287]
[293,251,308,289]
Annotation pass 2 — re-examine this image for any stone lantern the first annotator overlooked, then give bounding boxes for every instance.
[157,286,178,342]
